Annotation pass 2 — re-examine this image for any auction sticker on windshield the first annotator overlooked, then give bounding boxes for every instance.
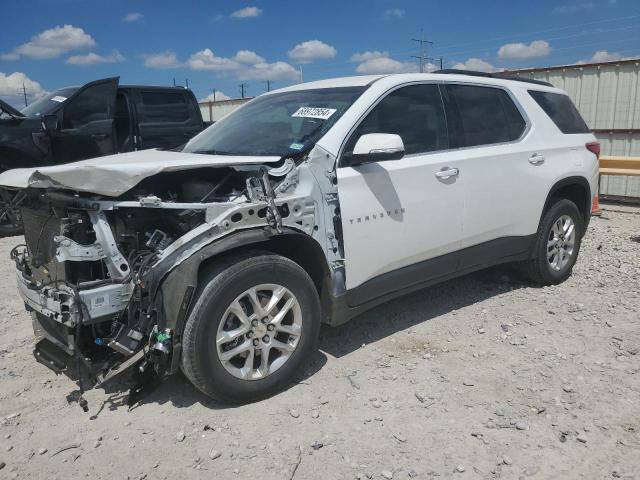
[292,107,336,120]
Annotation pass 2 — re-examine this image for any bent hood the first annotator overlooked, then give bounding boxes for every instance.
[0,149,280,197]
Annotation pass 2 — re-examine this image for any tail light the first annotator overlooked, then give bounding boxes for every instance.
[586,142,600,159]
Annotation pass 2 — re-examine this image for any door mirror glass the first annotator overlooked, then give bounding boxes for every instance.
[351,133,405,165]
[42,114,59,131]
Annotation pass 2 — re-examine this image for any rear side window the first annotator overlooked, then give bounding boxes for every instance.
[139,91,191,123]
[528,90,590,134]
[343,84,449,157]
[445,84,526,148]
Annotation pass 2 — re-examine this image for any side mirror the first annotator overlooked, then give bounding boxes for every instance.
[351,133,405,165]
[42,114,59,132]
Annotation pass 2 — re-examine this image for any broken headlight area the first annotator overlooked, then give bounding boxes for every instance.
[9,157,318,408]
[12,168,250,403]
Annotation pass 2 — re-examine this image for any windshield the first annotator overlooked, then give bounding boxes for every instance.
[183,86,366,156]
[21,87,78,117]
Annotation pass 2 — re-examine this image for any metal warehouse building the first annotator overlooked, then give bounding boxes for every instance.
[199,97,253,123]
[506,58,640,198]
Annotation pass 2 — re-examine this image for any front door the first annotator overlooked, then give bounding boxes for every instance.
[50,78,118,163]
[336,83,464,302]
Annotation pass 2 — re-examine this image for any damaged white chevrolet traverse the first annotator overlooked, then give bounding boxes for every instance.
[0,71,600,405]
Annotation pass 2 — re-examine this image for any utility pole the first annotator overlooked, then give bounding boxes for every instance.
[298,65,303,83]
[439,56,444,71]
[239,83,247,98]
[22,84,28,107]
[411,29,434,73]
[212,88,216,102]
[265,80,271,92]
[185,78,189,89]
[173,78,176,87]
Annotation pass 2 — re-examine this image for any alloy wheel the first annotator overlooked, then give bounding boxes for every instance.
[215,284,302,380]
[547,214,576,271]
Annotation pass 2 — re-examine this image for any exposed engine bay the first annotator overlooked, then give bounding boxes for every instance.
[7,148,343,408]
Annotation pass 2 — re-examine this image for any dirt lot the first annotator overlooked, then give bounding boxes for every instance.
[0,205,639,480]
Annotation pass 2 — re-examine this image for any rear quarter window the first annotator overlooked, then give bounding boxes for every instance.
[139,91,192,123]
[528,90,590,134]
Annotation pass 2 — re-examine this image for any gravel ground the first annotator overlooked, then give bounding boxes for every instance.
[0,206,639,480]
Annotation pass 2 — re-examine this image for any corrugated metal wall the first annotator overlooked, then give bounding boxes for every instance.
[511,60,640,197]
[199,98,253,123]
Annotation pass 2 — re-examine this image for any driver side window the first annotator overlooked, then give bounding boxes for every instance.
[63,83,115,129]
[343,83,449,159]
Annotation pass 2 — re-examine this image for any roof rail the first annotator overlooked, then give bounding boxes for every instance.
[434,69,554,88]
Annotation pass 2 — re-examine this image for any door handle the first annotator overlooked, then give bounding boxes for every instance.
[529,154,545,165]
[91,133,109,139]
[435,167,459,179]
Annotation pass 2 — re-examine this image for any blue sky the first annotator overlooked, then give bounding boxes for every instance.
[1,0,639,107]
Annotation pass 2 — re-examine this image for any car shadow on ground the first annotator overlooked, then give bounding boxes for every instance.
[83,266,530,415]
[319,266,529,359]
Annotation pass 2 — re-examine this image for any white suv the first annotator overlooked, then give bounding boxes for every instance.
[1,71,600,405]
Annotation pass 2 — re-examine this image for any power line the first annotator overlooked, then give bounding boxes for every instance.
[411,29,434,73]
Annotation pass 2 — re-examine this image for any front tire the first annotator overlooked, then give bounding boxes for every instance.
[181,252,321,404]
[521,198,584,285]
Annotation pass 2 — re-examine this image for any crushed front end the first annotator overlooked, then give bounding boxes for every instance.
[6,151,339,407]
[12,190,201,406]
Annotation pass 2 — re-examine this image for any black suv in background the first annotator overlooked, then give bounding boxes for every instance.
[0,77,205,235]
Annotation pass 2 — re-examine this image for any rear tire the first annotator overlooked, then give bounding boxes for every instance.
[520,199,583,285]
[181,252,321,404]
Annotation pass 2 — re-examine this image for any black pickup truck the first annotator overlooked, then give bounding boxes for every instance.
[0,77,205,235]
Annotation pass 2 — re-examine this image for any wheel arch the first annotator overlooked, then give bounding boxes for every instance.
[540,176,592,234]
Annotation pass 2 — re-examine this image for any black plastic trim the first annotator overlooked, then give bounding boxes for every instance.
[324,234,536,325]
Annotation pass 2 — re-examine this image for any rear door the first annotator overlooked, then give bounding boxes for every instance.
[133,89,204,150]
[50,78,118,163]
[441,83,538,266]
[337,83,465,300]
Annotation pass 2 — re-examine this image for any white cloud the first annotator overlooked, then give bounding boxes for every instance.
[239,61,299,81]
[187,49,240,71]
[584,50,622,63]
[385,8,405,18]
[185,49,299,82]
[142,51,182,69]
[66,50,124,65]
[0,71,46,107]
[231,6,263,18]
[123,12,143,22]
[553,1,595,13]
[200,91,232,102]
[350,51,389,62]
[355,56,419,74]
[451,58,495,72]
[498,40,551,60]
[287,40,337,64]
[2,25,95,60]
[232,50,265,65]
